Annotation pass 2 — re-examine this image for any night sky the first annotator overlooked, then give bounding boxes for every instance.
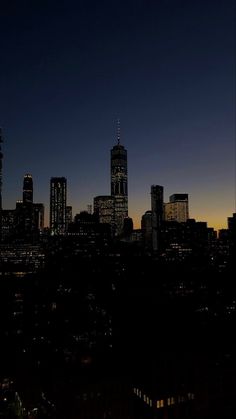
[0,0,235,230]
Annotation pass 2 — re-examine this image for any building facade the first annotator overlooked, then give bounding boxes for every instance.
[164,193,189,223]
[33,203,44,233]
[111,136,128,236]
[50,177,67,235]
[94,195,115,228]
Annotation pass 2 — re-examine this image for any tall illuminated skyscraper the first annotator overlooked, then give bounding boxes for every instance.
[110,122,128,235]
[50,177,67,235]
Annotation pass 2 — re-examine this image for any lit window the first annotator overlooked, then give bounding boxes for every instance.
[157,400,164,408]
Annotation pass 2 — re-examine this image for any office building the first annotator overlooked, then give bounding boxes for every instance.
[23,173,33,204]
[94,195,115,227]
[164,193,189,223]
[33,203,44,233]
[50,177,67,235]
[111,125,128,236]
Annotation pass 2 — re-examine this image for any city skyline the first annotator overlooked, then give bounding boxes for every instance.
[0,133,234,232]
[0,0,235,231]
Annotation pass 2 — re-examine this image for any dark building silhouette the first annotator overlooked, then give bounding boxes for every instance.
[228,213,236,256]
[14,199,29,240]
[141,210,152,250]
[111,124,128,236]
[66,205,72,231]
[123,216,133,237]
[13,174,34,240]
[33,203,44,233]
[50,177,67,235]
[23,173,33,204]
[228,213,236,237]
[151,185,164,251]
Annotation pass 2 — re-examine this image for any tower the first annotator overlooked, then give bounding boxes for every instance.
[50,177,67,235]
[23,173,33,203]
[110,121,128,235]
[151,185,164,251]
[14,174,34,240]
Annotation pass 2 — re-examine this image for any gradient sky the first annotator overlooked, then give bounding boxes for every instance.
[0,0,235,230]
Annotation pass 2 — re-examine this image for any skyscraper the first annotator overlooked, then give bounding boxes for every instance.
[151,185,164,251]
[23,173,33,204]
[50,177,67,235]
[33,203,45,233]
[110,123,128,236]
[14,173,34,240]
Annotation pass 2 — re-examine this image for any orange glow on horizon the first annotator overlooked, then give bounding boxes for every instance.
[130,214,229,232]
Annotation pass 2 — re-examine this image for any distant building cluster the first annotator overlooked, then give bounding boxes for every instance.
[0,126,235,272]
